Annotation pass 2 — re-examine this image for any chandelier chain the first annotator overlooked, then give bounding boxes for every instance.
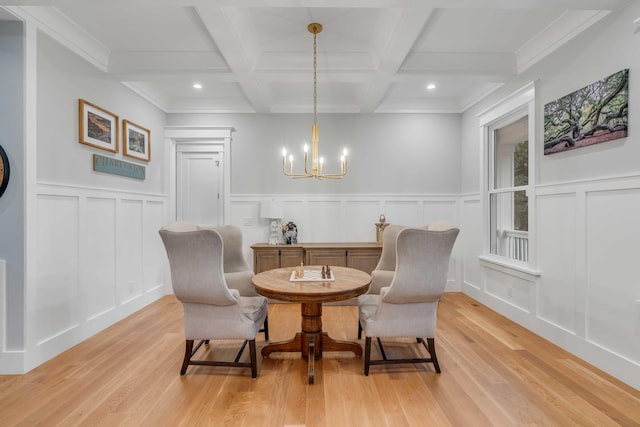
[313,31,317,124]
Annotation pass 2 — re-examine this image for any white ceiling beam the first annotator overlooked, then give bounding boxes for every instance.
[358,3,436,113]
[195,4,270,113]
[108,51,229,75]
[15,6,110,71]
[401,52,517,76]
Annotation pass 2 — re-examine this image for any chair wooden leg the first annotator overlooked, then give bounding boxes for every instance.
[364,337,372,376]
[427,337,441,373]
[262,314,269,340]
[181,340,194,375]
[249,339,258,379]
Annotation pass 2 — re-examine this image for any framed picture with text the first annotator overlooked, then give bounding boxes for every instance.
[78,99,119,153]
[123,119,151,162]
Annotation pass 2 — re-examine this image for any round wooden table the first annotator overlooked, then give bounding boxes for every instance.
[252,266,371,384]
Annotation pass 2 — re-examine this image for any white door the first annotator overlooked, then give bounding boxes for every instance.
[176,146,223,226]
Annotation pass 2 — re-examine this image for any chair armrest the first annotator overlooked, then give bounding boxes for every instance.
[368,270,395,295]
[228,288,240,301]
[225,271,258,297]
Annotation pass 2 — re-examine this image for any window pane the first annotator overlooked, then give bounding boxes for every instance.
[494,116,528,189]
[490,191,529,262]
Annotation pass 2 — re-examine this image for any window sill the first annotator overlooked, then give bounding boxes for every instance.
[478,255,541,279]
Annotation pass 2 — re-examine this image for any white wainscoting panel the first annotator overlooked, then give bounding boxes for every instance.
[484,264,534,313]
[27,183,167,372]
[85,197,117,321]
[461,197,482,291]
[537,193,577,333]
[345,200,382,242]
[422,200,457,225]
[143,201,167,293]
[35,195,79,345]
[0,259,5,349]
[306,200,344,242]
[230,193,462,290]
[230,201,265,262]
[384,200,420,227]
[118,199,144,304]
[586,188,640,365]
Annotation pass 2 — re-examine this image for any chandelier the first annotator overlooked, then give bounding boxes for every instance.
[282,23,348,179]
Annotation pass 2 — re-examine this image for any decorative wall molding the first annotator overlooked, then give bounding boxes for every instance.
[22,186,167,373]
[37,180,167,198]
[228,193,462,291]
[462,173,640,390]
[536,172,640,195]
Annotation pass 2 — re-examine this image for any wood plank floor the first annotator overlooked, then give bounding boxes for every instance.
[1,292,639,426]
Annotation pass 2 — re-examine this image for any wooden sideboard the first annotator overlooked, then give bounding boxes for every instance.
[251,242,382,275]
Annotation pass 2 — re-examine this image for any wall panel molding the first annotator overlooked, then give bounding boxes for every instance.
[23,184,168,372]
[230,193,461,290]
[462,175,640,390]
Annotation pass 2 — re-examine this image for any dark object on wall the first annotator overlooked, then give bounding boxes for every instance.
[93,154,146,180]
[0,144,9,198]
[283,221,298,244]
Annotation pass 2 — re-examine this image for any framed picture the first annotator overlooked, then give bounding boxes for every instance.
[544,69,629,155]
[78,99,119,153]
[123,119,151,162]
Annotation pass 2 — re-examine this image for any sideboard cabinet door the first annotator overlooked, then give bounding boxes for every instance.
[305,248,347,267]
[280,247,304,268]
[251,244,304,274]
[346,248,381,275]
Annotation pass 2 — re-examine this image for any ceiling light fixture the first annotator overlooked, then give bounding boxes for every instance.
[192,83,203,89]
[427,83,436,90]
[282,23,347,179]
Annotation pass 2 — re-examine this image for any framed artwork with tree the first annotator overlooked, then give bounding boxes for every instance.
[544,69,628,155]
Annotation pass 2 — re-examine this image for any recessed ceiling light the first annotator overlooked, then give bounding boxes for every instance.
[426,83,436,90]
[192,83,203,89]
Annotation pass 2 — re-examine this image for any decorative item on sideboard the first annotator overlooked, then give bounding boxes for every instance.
[375,214,389,244]
[282,221,298,244]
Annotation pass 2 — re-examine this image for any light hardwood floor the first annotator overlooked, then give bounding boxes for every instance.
[1,293,639,426]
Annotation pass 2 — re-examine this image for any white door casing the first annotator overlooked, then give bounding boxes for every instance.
[164,126,234,227]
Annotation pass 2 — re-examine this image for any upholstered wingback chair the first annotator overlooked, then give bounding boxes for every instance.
[159,228,268,378]
[199,224,257,297]
[369,225,407,295]
[358,227,459,375]
[367,221,455,296]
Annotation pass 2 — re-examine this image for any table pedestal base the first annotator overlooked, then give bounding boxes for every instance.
[261,302,362,384]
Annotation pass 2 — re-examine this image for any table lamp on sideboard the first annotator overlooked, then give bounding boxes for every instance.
[260,199,284,245]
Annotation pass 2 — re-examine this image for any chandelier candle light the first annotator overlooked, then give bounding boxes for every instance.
[282,23,348,179]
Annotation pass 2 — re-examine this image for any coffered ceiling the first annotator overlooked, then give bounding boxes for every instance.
[2,0,630,114]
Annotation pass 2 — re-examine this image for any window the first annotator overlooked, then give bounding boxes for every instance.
[489,115,529,262]
[478,82,536,271]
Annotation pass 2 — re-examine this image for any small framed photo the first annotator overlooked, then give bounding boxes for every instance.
[78,99,119,153]
[123,119,151,162]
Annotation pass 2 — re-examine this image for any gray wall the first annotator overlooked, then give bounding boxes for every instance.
[37,32,166,193]
[0,20,24,350]
[168,113,462,195]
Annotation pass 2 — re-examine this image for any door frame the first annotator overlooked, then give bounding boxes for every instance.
[164,126,234,226]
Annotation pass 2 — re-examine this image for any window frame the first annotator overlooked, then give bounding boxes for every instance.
[477,82,540,276]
